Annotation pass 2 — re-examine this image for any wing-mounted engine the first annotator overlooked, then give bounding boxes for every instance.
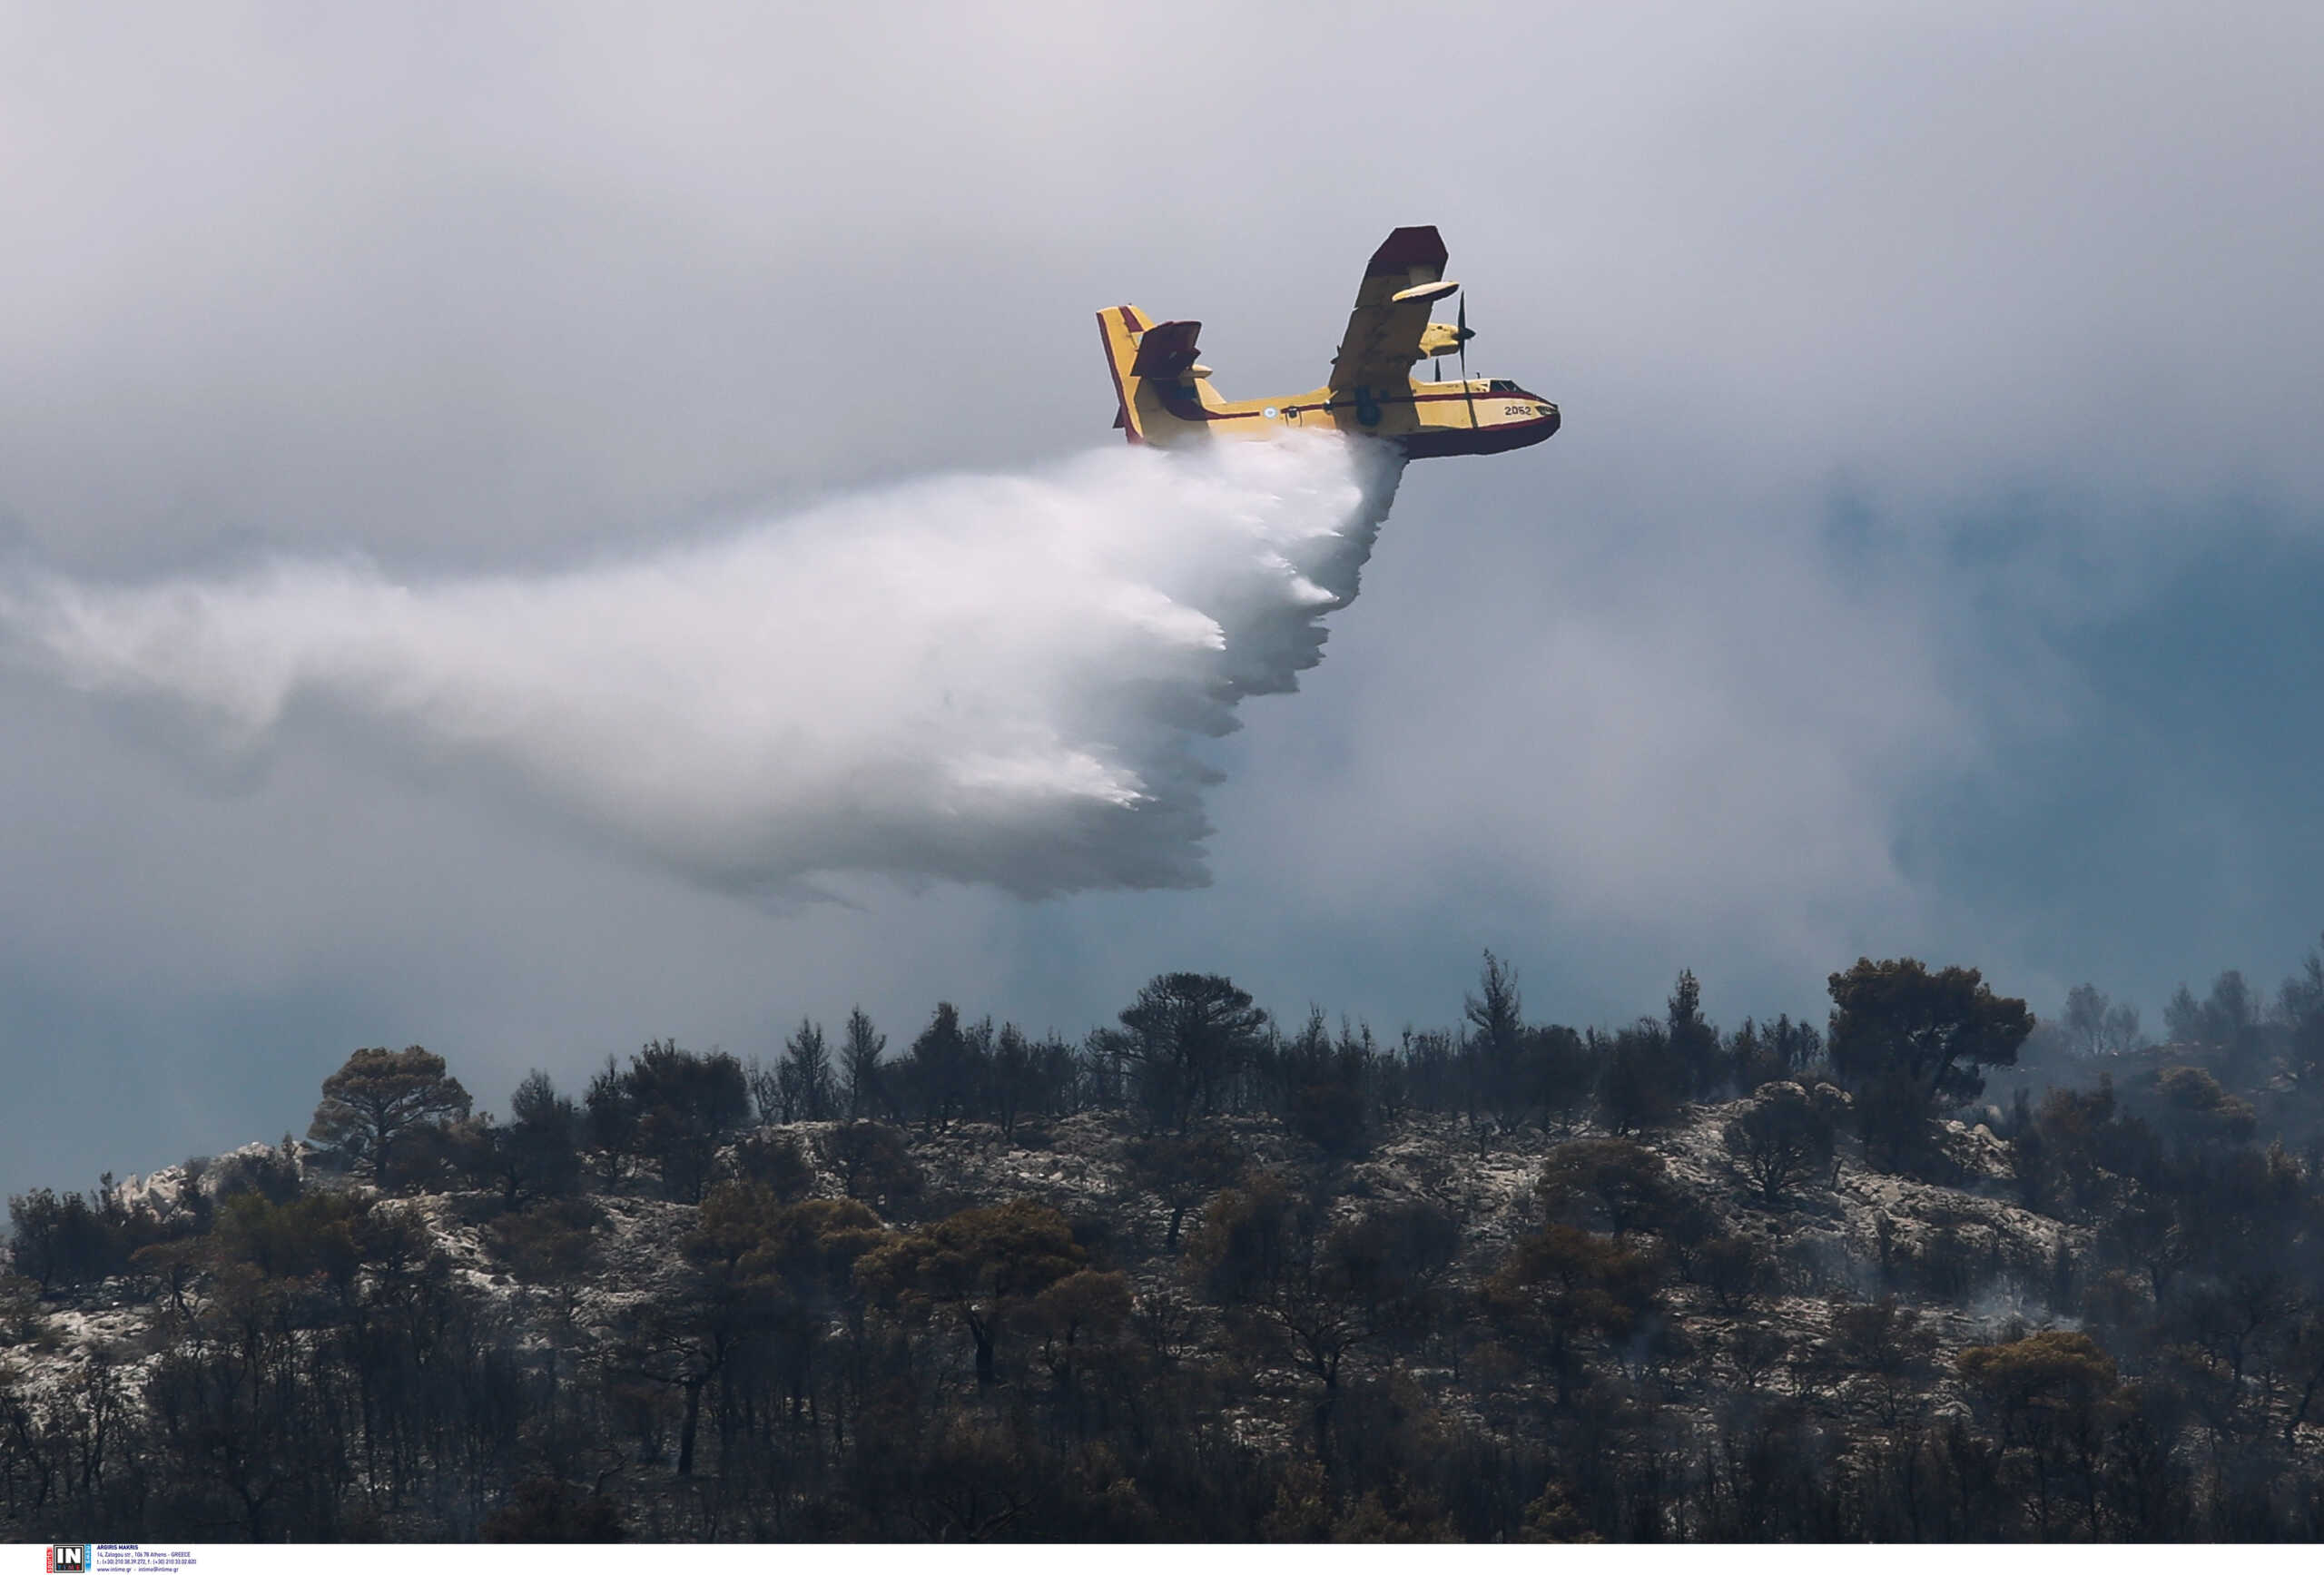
[1417,319,1474,360]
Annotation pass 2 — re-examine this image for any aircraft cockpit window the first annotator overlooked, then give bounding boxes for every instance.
[1487,379,1518,392]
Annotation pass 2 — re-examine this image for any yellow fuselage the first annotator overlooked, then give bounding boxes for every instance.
[1134,372,1561,458]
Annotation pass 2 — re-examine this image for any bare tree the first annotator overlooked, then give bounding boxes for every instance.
[840,1008,887,1121]
[775,1019,834,1123]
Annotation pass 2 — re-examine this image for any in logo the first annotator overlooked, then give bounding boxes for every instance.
[47,1549,92,1575]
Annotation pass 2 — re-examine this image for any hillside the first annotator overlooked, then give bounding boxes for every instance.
[7,959,2324,1541]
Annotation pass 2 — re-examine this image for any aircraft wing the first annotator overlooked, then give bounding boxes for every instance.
[1329,225,1458,390]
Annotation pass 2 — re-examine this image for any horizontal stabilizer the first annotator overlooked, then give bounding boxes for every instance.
[1130,320,1203,379]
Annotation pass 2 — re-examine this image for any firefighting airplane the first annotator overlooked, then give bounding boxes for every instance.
[1098,225,1559,458]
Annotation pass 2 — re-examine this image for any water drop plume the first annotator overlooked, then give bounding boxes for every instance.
[2,434,1404,896]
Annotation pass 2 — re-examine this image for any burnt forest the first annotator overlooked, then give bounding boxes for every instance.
[9,942,2324,1541]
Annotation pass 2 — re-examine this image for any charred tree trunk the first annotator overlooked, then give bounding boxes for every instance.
[677,1375,705,1477]
[967,1312,996,1385]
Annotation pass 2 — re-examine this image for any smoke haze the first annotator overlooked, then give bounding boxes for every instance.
[2,436,1401,897]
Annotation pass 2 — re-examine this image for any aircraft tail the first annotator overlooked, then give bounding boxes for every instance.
[1098,306,1211,446]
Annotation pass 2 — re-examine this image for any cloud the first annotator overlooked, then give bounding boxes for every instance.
[2,436,1402,897]
[1,5,2320,1199]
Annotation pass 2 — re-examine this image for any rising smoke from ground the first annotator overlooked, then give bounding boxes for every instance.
[0,435,1403,898]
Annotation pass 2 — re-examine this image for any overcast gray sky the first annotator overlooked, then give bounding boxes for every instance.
[5,3,2321,1198]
